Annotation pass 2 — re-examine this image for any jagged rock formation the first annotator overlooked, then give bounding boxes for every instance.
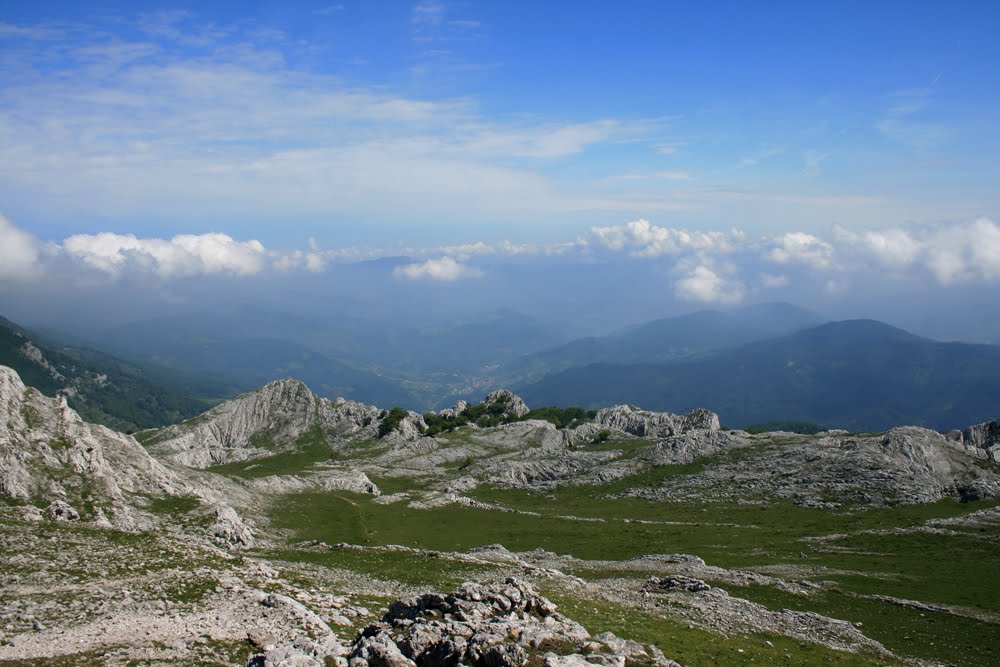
[958,418,1000,462]
[379,408,429,442]
[142,379,383,468]
[0,365,185,530]
[626,426,1000,506]
[437,400,469,419]
[482,390,530,420]
[595,405,719,438]
[0,364,259,541]
[250,578,681,667]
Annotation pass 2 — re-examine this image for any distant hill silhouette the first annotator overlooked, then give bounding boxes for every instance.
[502,302,822,383]
[518,319,1000,432]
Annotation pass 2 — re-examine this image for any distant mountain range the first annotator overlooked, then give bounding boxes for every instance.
[8,303,999,434]
[0,315,236,432]
[501,302,823,384]
[518,319,1000,432]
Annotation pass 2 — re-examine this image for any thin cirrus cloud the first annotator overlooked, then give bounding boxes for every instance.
[0,13,653,225]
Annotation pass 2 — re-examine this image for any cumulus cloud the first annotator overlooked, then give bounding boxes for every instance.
[394,256,480,281]
[273,250,328,273]
[0,214,41,282]
[674,264,744,304]
[60,232,266,278]
[834,225,922,267]
[923,217,1000,284]
[591,219,735,258]
[834,217,1000,284]
[767,232,835,269]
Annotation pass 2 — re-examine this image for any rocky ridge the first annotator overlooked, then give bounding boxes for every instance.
[958,418,1000,462]
[142,379,383,468]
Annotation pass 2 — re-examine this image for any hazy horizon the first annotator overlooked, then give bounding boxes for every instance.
[2,2,999,345]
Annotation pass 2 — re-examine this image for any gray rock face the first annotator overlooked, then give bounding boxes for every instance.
[211,504,255,548]
[254,579,678,667]
[643,576,711,593]
[960,419,1000,462]
[629,426,1000,506]
[595,405,719,438]
[144,379,382,468]
[437,400,469,420]
[380,410,428,442]
[0,365,187,530]
[482,390,530,419]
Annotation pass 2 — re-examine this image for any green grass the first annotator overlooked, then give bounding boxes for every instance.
[717,583,1000,667]
[542,589,896,667]
[263,470,1000,667]
[260,545,503,589]
[206,425,333,478]
[577,437,655,458]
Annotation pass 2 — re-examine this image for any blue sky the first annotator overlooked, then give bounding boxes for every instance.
[2,1,998,243]
[1,1,999,332]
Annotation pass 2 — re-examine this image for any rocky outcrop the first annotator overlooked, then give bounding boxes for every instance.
[959,419,1000,462]
[437,400,469,420]
[211,504,255,548]
[144,379,382,468]
[628,426,1000,506]
[0,365,187,531]
[379,409,428,442]
[250,579,680,667]
[482,390,530,420]
[595,405,719,438]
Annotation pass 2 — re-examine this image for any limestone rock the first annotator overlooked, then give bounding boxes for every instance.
[595,405,719,438]
[437,400,469,420]
[47,500,80,522]
[144,379,382,468]
[0,365,190,530]
[960,418,1000,462]
[211,504,255,548]
[482,390,530,419]
[643,576,712,593]
[379,410,428,442]
[256,579,678,667]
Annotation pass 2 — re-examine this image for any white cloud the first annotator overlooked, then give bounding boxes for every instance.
[394,256,480,281]
[0,215,41,282]
[591,219,735,258]
[923,217,1000,284]
[656,170,691,181]
[767,232,835,269]
[674,264,744,304]
[834,218,1000,283]
[835,225,922,268]
[273,250,328,273]
[60,232,266,278]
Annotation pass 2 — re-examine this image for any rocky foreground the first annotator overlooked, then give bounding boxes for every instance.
[2,364,1000,666]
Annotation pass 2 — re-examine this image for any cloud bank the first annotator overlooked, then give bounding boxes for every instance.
[0,215,40,282]
[60,232,267,278]
[3,216,1000,306]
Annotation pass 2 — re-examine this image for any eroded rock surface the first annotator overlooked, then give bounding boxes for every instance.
[251,578,681,667]
[144,379,382,468]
